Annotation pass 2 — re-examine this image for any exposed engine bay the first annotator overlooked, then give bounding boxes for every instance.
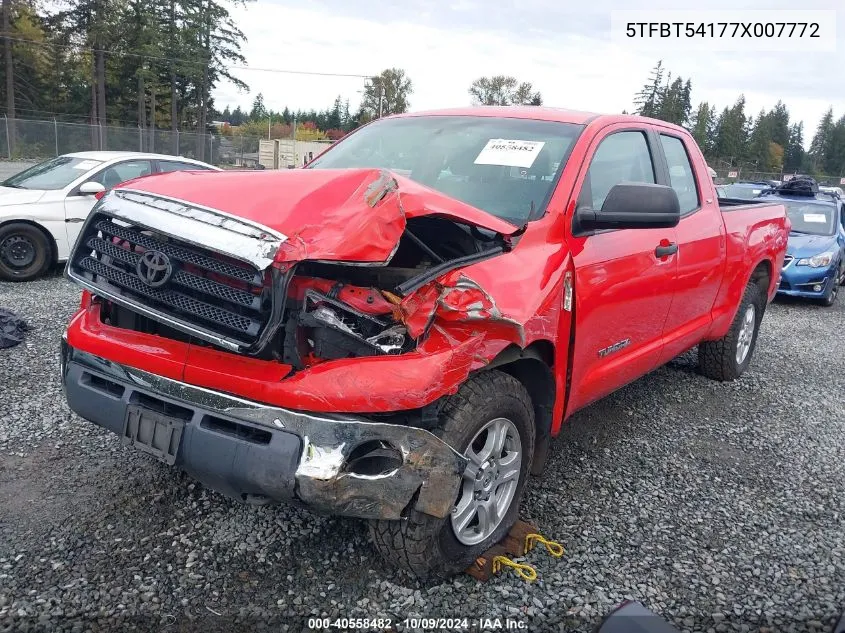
[278,216,508,370]
[95,214,512,372]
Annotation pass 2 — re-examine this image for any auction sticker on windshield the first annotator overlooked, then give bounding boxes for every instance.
[804,213,827,223]
[474,139,545,168]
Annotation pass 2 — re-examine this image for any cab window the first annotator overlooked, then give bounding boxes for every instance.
[659,134,700,214]
[580,131,656,210]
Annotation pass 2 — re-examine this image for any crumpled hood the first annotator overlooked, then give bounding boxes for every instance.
[0,188,47,206]
[787,233,838,259]
[115,168,519,264]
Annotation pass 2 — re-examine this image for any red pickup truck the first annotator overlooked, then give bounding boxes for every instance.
[61,107,788,578]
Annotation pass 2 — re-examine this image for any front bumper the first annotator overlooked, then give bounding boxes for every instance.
[777,267,835,298]
[60,339,467,520]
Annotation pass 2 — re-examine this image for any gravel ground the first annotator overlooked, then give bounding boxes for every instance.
[1,270,844,633]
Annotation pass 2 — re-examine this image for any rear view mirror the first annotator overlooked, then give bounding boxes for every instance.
[575,182,681,233]
[78,181,106,196]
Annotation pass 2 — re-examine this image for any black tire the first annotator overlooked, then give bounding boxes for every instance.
[0,222,52,282]
[838,262,845,287]
[369,370,535,579]
[698,281,765,381]
[821,280,838,307]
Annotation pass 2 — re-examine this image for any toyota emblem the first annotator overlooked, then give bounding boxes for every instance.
[136,250,173,288]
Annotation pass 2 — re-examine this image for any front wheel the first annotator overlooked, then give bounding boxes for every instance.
[0,222,52,282]
[698,281,765,381]
[822,279,839,307]
[369,370,535,579]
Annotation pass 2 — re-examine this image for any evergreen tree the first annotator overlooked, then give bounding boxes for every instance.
[655,76,691,126]
[690,102,715,155]
[809,107,834,172]
[768,101,790,148]
[326,95,342,130]
[748,109,772,169]
[713,96,748,163]
[634,60,663,118]
[249,92,266,120]
[784,122,805,173]
[825,115,845,177]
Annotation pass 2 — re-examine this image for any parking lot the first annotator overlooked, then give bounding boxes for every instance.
[1,271,844,632]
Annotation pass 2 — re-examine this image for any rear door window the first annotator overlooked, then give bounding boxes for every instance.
[659,135,700,214]
[158,160,211,173]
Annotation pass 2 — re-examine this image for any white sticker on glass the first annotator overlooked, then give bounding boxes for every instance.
[73,160,103,171]
[474,139,546,168]
[804,213,827,223]
[752,189,761,194]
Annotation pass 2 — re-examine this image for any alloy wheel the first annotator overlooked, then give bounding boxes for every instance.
[450,417,522,546]
[735,304,756,365]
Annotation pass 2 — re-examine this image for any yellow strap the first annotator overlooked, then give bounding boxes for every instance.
[491,555,537,582]
[524,533,565,558]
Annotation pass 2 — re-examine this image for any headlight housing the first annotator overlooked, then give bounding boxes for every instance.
[796,251,835,268]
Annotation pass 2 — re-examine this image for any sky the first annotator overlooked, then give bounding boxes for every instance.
[212,0,844,140]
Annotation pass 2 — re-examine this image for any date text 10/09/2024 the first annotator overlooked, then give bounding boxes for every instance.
[307,617,528,630]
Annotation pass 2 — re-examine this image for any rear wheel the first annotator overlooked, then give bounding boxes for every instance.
[369,370,535,579]
[0,222,52,282]
[698,281,765,381]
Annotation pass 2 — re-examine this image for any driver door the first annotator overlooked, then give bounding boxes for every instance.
[64,159,153,251]
[564,127,679,413]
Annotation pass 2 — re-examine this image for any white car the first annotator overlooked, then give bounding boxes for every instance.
[0,151,219,281]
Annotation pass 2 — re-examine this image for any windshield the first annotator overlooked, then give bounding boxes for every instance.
[307,115,583,224]
[784,200,836,235]
[721,183,766,199]
[2,156,103,190]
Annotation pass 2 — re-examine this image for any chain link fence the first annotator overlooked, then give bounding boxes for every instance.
[709,162,844,187]
[0,116,264,170]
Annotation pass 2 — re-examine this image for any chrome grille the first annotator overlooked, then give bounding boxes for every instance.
[68,213,270,349]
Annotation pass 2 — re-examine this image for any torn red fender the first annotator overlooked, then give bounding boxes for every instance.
[400,271,526,345]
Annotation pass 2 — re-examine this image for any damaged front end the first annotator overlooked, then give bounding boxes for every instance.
[63,168,530,518]
[67,169,520,373]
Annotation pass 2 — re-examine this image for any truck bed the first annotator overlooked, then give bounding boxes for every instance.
[704,198,789,341]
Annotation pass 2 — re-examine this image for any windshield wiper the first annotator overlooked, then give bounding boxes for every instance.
[1,182,23,188]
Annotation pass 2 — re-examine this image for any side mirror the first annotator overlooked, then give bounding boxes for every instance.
[78,181,106,196]
[575,182,681,233]
[594,601,680,633]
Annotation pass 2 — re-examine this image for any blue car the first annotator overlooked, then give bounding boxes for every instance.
[772,192,845,306]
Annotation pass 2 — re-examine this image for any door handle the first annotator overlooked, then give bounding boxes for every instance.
[654,243,678,258]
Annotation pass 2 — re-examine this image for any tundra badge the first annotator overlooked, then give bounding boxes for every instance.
[598,338,631,358]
